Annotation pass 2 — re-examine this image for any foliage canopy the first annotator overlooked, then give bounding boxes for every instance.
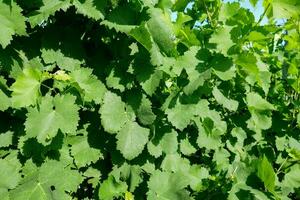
[0,0,300,199]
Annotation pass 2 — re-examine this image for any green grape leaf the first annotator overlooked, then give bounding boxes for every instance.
[148,129,178,158]
[136,95,156,125]
[180,138,196,156]
[187,165,209,192]
[39,160,83,192]
[219,2,240,23]
[0,158,21,190]
[213,148,230,171]
[10,66,42,108]
[0,131,13,148]
[125,191,134,200]
[41,48,82,71]
[98,176,127,200]
[247,109,273,131]
[212,87,239,111]
[171,46,200,76]
[147,8,177,56]
[158,130,178,154]
[100,91,129,134]
[0,188,8,200]
[196,120,223,150]
[0,0,299,199]
[211,54,235,81]
[230,127,247,149]
[106,68,126,92]
[250,0,259,6]
[235,54,271,94]
[140,70,163,96]
[73,0,105,20]
[282,165,300,191]
[147,170,191,200]
[0,89,10,111]
[126,90,155,125]
[116,121,149,160]
[161,153,191,173]
[228,183,271,200]
[70,67,107,104]
[257,155,276,192]
[183,69,211,95]
[0,1,26,48]
[247,31,269,41]
[9,174,53,200]
[110,163,143,192]
[69,128,102,168]
[159,46,200,78]
[29,0,71,27]
[246,92,274,132]
[272,0,300,19]
[166,100,205,131]
[10,160,83,200]
[84,168,101,187]
[247,92,275,111]
[100,5,138,33]
[210,25,234,56]
[25,94,79,144]
[129,23,153,51]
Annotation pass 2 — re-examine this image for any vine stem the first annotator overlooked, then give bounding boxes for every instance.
[203,0,212,25]
[276,157,288,175]
[242,3,271,41]
[255,3,271,27]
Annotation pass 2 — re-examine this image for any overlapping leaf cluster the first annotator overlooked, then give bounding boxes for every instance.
[0,0,300,199]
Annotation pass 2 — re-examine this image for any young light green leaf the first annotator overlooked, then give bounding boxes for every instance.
[10,67,42,108]
[257,155,276,192]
